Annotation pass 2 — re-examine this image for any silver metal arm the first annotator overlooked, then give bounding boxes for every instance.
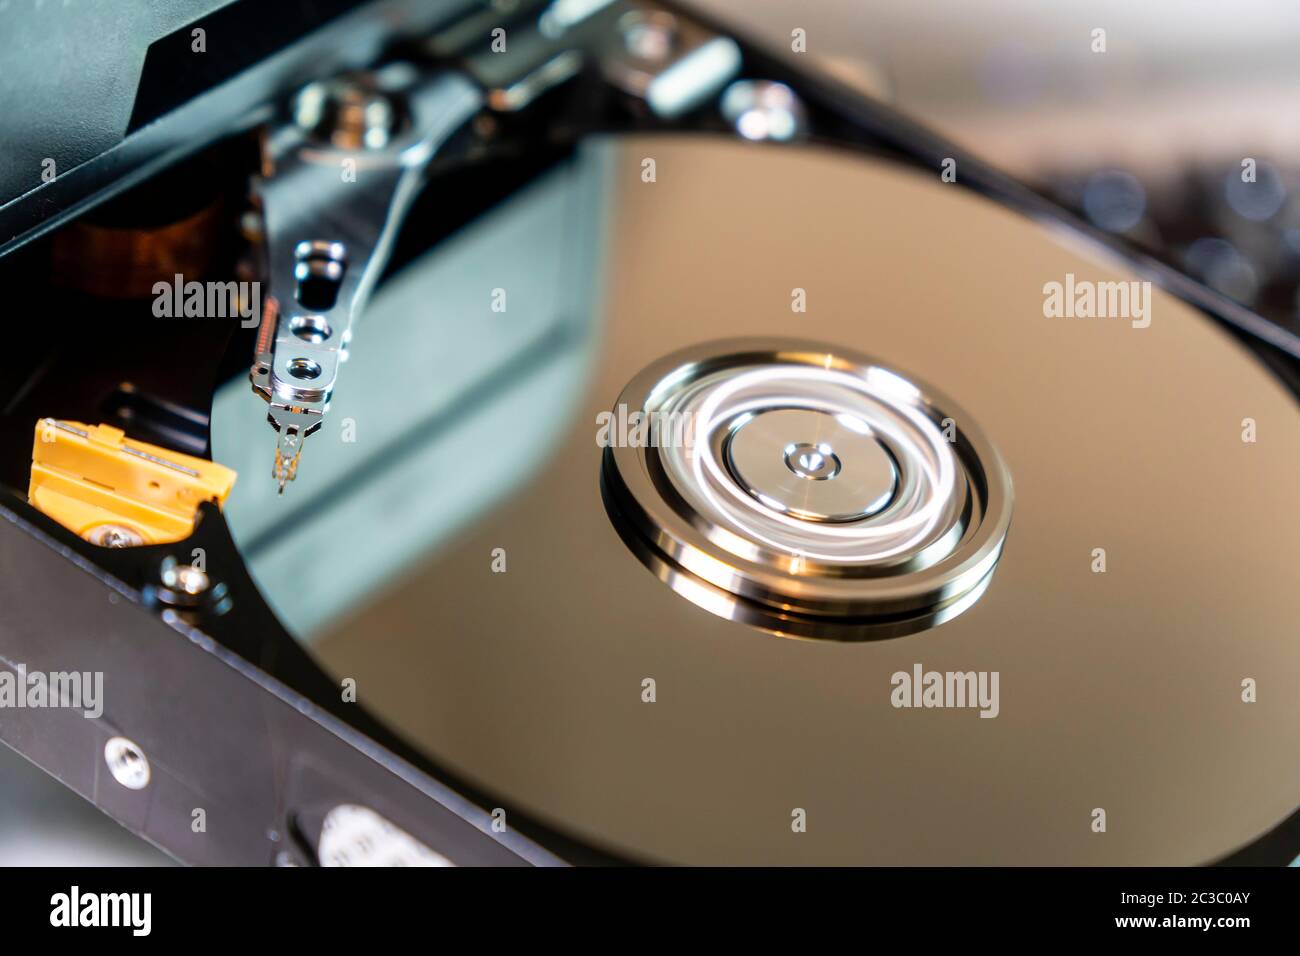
[250,66,481,492]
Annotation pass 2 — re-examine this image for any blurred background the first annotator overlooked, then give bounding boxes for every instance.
[5,0,1299,864]
[697,0,1300,334]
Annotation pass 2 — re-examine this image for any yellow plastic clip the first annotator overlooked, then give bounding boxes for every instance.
[28,419,237,547]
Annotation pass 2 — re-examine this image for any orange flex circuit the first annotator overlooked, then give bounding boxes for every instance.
[28,419,237,547]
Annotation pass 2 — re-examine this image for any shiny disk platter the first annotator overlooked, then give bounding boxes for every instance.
[213,134,1300,865]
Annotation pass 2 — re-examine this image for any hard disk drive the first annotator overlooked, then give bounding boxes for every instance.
[0,0,1297,868]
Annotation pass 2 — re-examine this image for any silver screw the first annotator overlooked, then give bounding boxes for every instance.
[161,562,209,596]
[621,10,678,62]
[104,737,151,790]
[720,80,807,142]
[86,524,145,548]
[294,76,399,150]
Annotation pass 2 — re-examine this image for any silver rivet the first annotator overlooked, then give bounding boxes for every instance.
[104,737,151,790]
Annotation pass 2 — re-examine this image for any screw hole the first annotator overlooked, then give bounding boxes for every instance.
[294,241,347,311]
[290,315,332,343]
[288,358,322,380]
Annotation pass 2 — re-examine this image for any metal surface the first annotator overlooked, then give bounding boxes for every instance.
[6,0,1299,868]
[275,136,1300,865]
[249,67,482,491]
[728,408,898,520]
[318,804,454,866]
[0,0,476,257]
[602,342,1013,636]
[0,503,563,866]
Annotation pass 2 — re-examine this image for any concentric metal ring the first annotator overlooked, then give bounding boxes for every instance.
[601,339,1014,639]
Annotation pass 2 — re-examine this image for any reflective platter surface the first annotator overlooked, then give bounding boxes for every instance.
[214,135,1300,864]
